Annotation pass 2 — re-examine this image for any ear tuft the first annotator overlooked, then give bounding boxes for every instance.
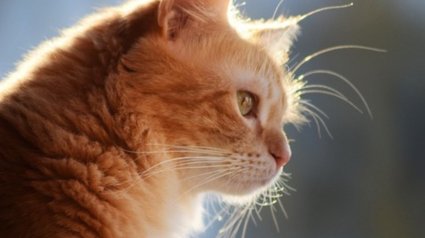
[157,0,231,41]
[157,0,181,40]
[246,16,301,64]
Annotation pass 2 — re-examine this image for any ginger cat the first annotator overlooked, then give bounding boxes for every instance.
[0,0,308,237]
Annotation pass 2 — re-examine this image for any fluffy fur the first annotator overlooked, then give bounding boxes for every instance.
[0,0,307,237]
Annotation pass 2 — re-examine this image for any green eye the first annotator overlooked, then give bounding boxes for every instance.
[237,91,255,116]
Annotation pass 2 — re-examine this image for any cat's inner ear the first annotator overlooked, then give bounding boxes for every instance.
[157,0,231,40]
[157,0,182,40]
[248,17,300,64]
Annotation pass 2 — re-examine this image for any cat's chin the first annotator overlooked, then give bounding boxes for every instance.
[217,167,283,204]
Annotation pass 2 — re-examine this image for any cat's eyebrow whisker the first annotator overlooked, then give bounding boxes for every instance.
[271,0,285,21]
[297,3,354,22]
[305,109,333,139]
[291,45,387,74]
[299,101,329,119]
[303,107,333,139]
[298,104,324,138]
[299,69,373,119]
[298,89,364,115]
[300,84,347,101]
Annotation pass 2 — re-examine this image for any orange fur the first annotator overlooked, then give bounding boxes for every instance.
[0,0,304,237]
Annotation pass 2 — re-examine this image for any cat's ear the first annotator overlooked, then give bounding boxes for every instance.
[157,0,231,40]
[249,17,300,64]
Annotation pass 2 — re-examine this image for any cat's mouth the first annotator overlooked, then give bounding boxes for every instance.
[223,166,283,196]
[250,167,282,186]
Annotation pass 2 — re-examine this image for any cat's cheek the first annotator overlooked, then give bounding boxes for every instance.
[243,116,258,129]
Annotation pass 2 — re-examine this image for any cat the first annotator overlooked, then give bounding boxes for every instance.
[0,0,311,237]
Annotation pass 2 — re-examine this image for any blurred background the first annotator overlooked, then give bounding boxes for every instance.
[0,0,423,237]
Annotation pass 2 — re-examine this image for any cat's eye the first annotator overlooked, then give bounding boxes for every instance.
[237,91,255,117]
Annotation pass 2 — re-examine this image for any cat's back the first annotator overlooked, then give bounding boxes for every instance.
[0,1,168,237]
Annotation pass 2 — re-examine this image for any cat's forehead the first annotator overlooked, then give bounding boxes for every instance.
[206,34,286,123]
[217,34,284,95]
[201,30,284,88]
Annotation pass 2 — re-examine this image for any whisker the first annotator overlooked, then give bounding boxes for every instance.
[144,143,231,153]
[205,202,230,230]
[299,100,329,119]
[232,206,252,238]
[299,89,364,114]
[271,0,285,21]
[304,107,333,139]
[292,45,386,73]
[176,170,236,203]
[269,188,280,233]
[299,105,323,138]
[140,156,227,176]
[141,161,234,180]
[219,206,249,238]
[178,168,236,184]
[301,84,347,100]
[254,201,263,221]
[143,163,230,177]
[124,148,230,158]
[262,0,286,51]
[277,197,289,219]
[299,69,373,119]
[298,3,354,22]
[125,149,229,156]
[249,206,258,227]
[241,206,253,238]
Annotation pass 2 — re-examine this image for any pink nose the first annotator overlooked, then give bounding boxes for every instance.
[266,131,292,169]
[270,142,291,168]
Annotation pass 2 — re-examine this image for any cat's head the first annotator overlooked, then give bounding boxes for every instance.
[118,0,305,198]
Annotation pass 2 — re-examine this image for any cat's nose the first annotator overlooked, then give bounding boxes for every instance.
[267,131,291,168]
[269,142,291,168]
